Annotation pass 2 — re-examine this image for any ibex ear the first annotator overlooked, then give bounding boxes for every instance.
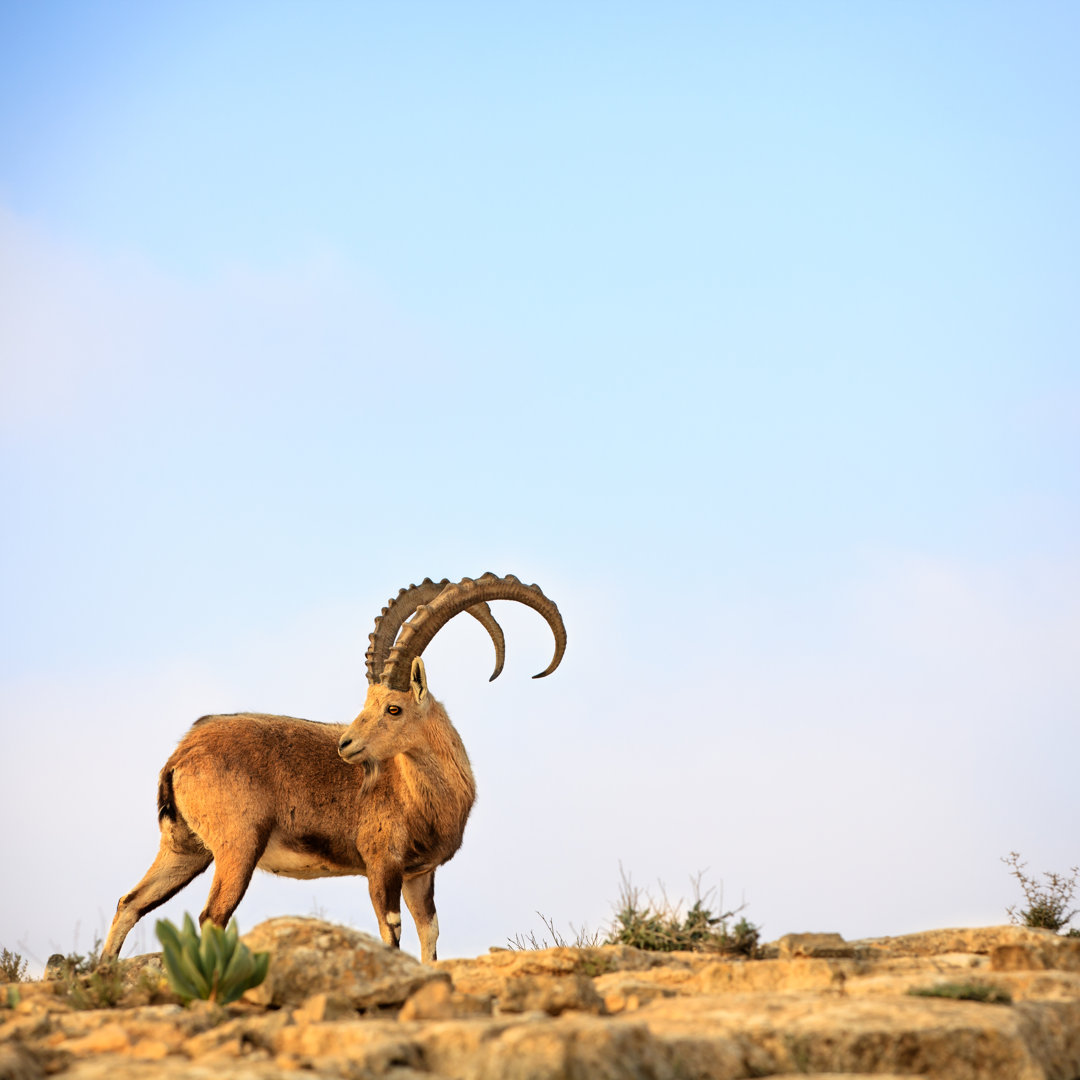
[410,657,428,704]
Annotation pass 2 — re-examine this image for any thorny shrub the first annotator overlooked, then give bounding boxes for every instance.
[0,947,28,983]
[1003,852,1079,933]
[509,867,761,956]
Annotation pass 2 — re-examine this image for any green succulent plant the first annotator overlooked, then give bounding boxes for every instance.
[155,914,269,1004]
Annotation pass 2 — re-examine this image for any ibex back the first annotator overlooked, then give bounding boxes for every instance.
[102,573,566,963]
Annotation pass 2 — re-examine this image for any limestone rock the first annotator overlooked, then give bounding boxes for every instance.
[58,1060,317,1079]
[4,921,1080,1079]
[775,932,855,959]
[399,980,494,1021]
[594,975,681,1014]
[272,1016,427,1071]
[42,957,67,982]
[991,934,1080,973]
[437,943,670,998]
[496,973,606,1016]
[0,1042,42,1080]
[636,991,1080,1080]
[240,916,447,1009]
[415,1013,693,1080]
[850,924,1062,959]
[291,991,357,1023]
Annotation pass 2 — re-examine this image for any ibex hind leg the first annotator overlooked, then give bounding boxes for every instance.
[403,871,439,963]
[102,836,212,959]
[199,830,269,930]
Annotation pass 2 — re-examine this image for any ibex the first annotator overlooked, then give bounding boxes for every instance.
[101,573,566,963]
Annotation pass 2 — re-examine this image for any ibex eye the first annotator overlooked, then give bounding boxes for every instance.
[387,705,402,716]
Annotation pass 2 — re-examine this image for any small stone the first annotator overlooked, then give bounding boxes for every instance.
[601,982,675,1013]
[776,932,855,959]
[129,1038,170,1060]
[42,956,67,981]
[399,979,493,1020]
[60,1022,131,1055]
[497,973,606,1016]
[0,1043,42,1080]
[293,992,355,1023]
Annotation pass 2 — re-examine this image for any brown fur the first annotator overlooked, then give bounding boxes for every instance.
[102,684,475,963]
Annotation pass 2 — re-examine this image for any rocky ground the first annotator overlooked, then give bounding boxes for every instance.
[2,917,1078,1079]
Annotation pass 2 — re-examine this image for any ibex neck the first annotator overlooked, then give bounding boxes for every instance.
[396,722,475,819]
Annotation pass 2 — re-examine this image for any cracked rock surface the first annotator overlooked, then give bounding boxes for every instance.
[2,917,1078,1080]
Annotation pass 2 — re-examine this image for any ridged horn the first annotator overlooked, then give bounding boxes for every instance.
[380,573,566,691]
[365,578,506,686]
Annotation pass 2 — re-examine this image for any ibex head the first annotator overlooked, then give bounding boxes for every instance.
[337,573,566,778]
[337,657,434,781]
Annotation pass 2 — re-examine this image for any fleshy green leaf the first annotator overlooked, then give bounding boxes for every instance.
[219,948,269,1004]
[220,942,255,986]
[178,948,212,1000]
[218,922,239,969]
[160,940,200,1001]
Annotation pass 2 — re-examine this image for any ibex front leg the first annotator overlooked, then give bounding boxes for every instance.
[403,871,439,963]
[367,866,404,950]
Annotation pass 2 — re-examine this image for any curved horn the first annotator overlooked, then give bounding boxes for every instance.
[380,573,566,691]
[365,578,506,685]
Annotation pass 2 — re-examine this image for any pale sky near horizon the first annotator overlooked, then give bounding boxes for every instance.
[2,2,1077,972]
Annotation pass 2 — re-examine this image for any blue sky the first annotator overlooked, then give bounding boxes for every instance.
[2,2,1078,968]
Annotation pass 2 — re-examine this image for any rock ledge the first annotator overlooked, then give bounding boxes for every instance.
[1,919,1077,1079]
